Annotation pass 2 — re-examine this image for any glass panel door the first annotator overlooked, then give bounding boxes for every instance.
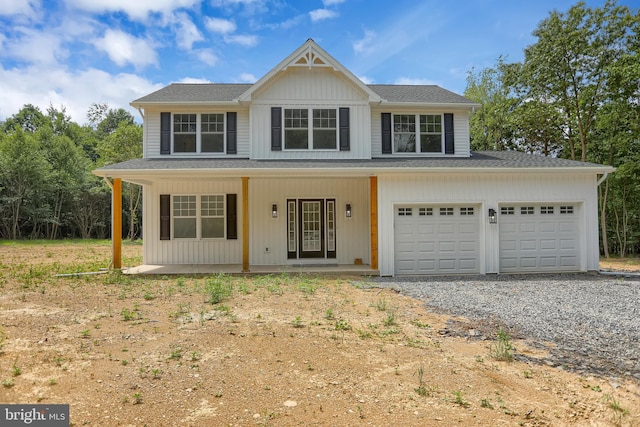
[299,200,324,258]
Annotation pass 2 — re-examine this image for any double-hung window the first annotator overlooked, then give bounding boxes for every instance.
[393,114,443,153]
[284,108,337,150]
[173,113,225,153]
[173,195,225,239]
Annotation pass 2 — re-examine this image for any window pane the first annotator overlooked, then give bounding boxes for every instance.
[202,134,224,152]
[313,129,336,149]
[174,218,196,238]
[201,195,224,216]
[202,218,224,238]
[285,129,308,149]
[174,114,196,152]
[420,134,441,152]
[393,115,416,152]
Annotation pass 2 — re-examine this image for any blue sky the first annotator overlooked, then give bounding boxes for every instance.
[0,0,615,124]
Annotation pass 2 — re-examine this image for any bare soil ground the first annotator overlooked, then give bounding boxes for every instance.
[0,241,639,426]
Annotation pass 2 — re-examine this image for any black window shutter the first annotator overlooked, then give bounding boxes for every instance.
[160,194,171,240]
[444,113,455,154]
[226,112,237,154]
[339,107,350,151]
[381,113,392,154]
[160,112,171,155]
[271,107,282,151]
[226,194,237,240]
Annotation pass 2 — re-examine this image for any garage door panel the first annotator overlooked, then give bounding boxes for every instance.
[500,204,579,273]
[395,205,480,275]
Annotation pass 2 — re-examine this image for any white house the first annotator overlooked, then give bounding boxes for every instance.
[94,39,613,276]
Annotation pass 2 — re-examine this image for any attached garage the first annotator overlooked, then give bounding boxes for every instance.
[499,204,580,273]
[394,205,480,275]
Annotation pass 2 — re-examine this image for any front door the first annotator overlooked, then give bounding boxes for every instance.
[287,199,336,260]
[299,200,324,258]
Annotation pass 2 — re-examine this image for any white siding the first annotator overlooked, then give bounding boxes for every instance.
[142,109,250,159]
[143,180,243,264]
[377,172,599,276]
[370,107,471,157]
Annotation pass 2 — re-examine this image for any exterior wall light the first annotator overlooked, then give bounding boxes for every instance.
[488,208,497,224]
[272,204,278,218]
[345,204,352,218]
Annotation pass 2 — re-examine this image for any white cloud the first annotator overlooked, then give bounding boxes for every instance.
[0,64,162,124]
[196,49,219,66]
[205,17,237,34]
[322,0,345,5]
[93,29,157,69]
[309,9,337,22]
[65,0,199,20]
[0,0,39,16]
[174,12,203,49]
[2,27,64,65]
[357,75,374,84]
[353,30,375,54]
[394,77,439,85]
[237,73,256,83]
[177,77,211,83]
[224,34,258,47]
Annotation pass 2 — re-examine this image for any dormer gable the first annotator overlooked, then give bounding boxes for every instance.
[238,39,381,103]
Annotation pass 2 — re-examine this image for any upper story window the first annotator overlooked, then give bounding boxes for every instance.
[284,108,337,150]
[173,113,225,153]
[393,114,443,154]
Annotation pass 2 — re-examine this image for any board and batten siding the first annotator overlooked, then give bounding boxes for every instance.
[376,172,600,276]
[249,177,370,266]
[143,180,243,265]
[143,109,250,158]
[370,107,471,157]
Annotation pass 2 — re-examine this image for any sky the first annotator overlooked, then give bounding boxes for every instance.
[0,0,617,124]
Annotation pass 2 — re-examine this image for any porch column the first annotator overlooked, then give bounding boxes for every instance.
[369,176,378,270]
[242,177,249,272]
[112,178,122,269]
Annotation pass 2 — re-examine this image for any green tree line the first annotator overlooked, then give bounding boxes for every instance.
[464,0,640,257]
[0,103,142,240]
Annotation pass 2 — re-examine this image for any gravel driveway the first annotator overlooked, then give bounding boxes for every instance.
[373,273,640,380]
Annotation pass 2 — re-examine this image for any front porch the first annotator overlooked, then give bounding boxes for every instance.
[124,263,379,276]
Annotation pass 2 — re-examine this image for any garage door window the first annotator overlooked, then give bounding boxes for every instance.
[521,206,535,215]
[460,207,474,216]
[440,207,454,216]
[418,207,433,216]
[541,206,554,214]
[560,206,574,214]
[398,207,413,216]
[501,207,514,215]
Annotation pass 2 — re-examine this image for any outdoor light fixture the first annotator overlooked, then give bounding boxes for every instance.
[488,208,497,224]
[346,204,352,218]
[272,204,278,218]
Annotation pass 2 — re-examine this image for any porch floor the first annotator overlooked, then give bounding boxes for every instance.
[123,264,379,276]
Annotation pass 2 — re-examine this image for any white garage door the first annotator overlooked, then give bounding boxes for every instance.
[395,205,480,275]
[499,204,580,273]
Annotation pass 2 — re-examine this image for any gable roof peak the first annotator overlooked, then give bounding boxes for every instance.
[238,39,381,102]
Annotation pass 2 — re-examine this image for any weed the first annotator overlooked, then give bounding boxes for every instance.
[168,346,182,360]
[80,329,90,338]
[411,320,431,329]
[121,360,128,366]
[190,352,201,362]
[414,366,433,397]
[523,370,532,379]
[132,393,143,404]
[143,292,154,301]
[152,368,162,379]
[335,319,351,331]
[603,394,628,426]
[374,298,388,311]
[356,329,372,339]
[481,399,494,409]
[475,356,485,363]
[382,309,397,326]
[205,274,233,304]
[48,378,58,385]
[489,328,514,362]
[453,390,470,407]
[291,316,305,328]
[324,308,335,320]
[2,378,14,388]
[11,363,22,377]
[120,307,140,322]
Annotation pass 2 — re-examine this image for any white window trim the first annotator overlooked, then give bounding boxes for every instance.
[392,113,444,155]
[282,107,339,151]
[172,194,226,240]
[172,113,226,155]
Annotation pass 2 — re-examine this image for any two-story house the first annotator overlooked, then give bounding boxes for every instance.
[94,39,613,276]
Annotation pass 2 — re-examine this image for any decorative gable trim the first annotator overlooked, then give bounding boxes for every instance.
[238,39,381,103]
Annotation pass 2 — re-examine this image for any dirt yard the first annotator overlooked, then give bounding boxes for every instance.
[0,241,638,426]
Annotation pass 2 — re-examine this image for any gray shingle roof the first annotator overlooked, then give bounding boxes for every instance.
[131,83,476,105]
[95,151,612,175]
